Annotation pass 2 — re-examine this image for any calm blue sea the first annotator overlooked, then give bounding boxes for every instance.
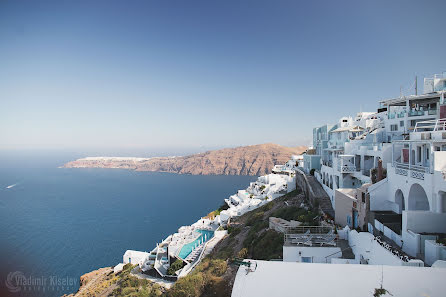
[0,151,256,296]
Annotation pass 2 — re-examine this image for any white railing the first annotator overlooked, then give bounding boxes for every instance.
[394,162,429,180]
[414,118,446,132]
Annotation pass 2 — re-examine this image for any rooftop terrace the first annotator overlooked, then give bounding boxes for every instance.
[284,226,336,247]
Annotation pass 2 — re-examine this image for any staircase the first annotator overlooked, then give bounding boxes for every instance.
[295,169,335,218]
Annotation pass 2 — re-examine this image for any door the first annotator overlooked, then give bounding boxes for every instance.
[353,211,359,229]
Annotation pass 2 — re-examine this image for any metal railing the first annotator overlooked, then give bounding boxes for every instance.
[414,118,446,132]
[284,226,336,246]
[285,226,332,234]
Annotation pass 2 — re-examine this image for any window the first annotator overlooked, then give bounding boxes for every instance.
[390,124,398,131]
[362,192,366,203]
[353,201,357,208]
[301,257,312,263]
[417,147,422,162]
[400,121,404,127]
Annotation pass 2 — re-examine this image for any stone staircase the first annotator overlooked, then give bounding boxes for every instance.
[295,169,335,218]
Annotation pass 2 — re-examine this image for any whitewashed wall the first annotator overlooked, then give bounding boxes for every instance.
[283,246,341,263]
[425,240,446,266]
[348,230,404,266]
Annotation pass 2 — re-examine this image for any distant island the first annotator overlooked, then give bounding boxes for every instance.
[62,143,307,176]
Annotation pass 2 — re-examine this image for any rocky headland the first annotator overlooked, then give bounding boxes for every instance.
[62,143,306,176]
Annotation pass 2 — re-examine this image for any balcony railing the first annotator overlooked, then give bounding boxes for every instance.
[393,162,429,180]
[337,164,357,173]
[408,109,437,117]
[414,118,446,132]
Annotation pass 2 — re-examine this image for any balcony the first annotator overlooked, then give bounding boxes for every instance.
[393,162,429,180]
[336,155,357,173]
[388,111,406,119]
[408,108,437,117]
[338,164,357,173]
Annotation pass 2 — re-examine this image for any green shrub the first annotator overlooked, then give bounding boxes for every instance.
[237,248,248,259]
[243,220,269,249]
[228,226,241,237]
[168,258,227,297]
[167,259,185,275]
[246,211,264,226]
[271,206,318,225]
[122,287,137,295]
[215,245,234,260]
[208,259,227,276]
[260,202,274,211]
[168,273,205,297]
[251,230,284,260]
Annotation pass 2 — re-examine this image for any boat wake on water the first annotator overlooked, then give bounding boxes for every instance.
[6,183,18,189]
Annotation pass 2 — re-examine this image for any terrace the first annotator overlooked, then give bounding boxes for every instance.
[284,226,337,247]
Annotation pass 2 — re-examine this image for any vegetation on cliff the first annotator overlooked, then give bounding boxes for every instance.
[72,187,319,297]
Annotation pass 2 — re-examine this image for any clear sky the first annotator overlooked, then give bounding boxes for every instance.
[1,0,445,155]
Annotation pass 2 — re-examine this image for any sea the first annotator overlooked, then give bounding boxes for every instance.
[0,151,257,296]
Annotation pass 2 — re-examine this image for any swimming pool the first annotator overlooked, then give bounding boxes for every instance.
[178,229,214,259]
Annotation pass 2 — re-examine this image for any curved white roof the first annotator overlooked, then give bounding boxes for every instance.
[232,260,446,297]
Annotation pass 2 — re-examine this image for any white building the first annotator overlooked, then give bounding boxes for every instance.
[309,72,446,266]
[282,225,342,263]
[317,112,391,209]
[221,173,295,219]
[123,250,149,266]
[368,118,446,265]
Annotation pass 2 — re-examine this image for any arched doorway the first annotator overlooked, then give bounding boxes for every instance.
[408,183,429,211]
[395,189,405,214]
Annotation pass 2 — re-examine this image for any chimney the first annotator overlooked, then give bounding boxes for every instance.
[377,159,383,182]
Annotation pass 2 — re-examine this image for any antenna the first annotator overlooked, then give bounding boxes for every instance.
[415,76,418,95]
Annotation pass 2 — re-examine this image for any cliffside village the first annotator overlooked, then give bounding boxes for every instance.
[122,72,446,296]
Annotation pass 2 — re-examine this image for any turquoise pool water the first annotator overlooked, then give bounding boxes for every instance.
[178,229,214,259]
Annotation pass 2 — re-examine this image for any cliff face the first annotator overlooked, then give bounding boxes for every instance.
[63,143,306,176]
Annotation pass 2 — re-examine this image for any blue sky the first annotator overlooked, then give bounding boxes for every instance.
[1,0,445,155]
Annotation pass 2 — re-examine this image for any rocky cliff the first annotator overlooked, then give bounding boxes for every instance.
[62,143,306,176]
